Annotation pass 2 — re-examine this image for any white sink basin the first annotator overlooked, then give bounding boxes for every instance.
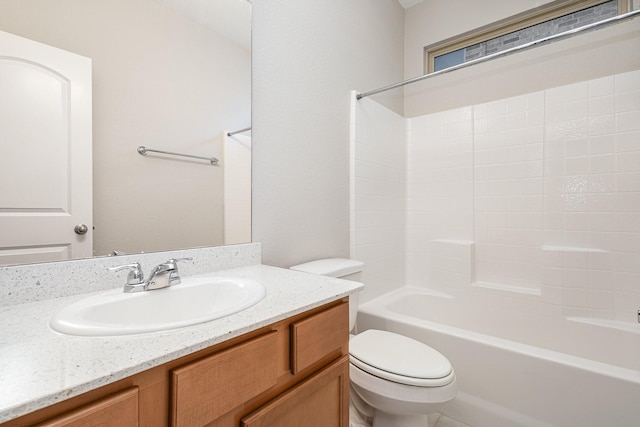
[50,276,266,336]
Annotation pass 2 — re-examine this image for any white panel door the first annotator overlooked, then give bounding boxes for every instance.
[0,30,92,265]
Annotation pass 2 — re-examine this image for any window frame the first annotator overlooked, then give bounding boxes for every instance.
[424,0,630,74]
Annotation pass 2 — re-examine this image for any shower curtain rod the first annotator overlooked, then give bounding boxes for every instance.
[356,8,640,100]
[227,126,252,136]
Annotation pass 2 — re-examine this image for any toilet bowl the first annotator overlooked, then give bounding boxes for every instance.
[290,259,457,427]
[350,329,457,427]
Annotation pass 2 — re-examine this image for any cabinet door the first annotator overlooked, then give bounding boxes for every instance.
[34,387,138,427]
[290,302,348,374]
[241,355,349,427]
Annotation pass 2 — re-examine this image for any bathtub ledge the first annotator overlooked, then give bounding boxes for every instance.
[472,281,540,296]
[567,316,640,334]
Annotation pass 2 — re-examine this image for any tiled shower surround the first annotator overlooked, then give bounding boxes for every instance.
[351,69,640,324]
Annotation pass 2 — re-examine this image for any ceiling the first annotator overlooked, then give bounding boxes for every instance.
[398,0,425,8]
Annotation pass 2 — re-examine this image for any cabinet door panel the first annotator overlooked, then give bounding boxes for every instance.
[171,331,278,427]
[34,387,138,427]
[290,303,348,374]
[241,355,349,427]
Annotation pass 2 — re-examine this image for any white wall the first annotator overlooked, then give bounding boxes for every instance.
[223,134,252,245]
[0,0,251,256]
[252,0,405,267]
[351,95,407,303]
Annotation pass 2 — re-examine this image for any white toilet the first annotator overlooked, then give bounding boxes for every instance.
[290,259,457,427]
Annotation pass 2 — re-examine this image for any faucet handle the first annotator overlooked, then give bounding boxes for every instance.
[164,257,193,269]
[108,262,145,285]
[167,257,193,264]
[163,258,192,286]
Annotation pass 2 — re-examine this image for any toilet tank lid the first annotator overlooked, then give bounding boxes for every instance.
[289,258,364,277]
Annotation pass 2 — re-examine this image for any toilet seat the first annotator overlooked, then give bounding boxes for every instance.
[350,329,454,387]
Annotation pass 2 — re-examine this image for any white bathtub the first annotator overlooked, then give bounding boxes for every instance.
[356,286,640,427]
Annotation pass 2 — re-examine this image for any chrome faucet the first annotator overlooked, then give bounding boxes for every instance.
[108,258,192,293]
[146,258,192,290]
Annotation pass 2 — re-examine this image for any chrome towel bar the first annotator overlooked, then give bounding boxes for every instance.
[227,126,251,137]
[137,146,219,166]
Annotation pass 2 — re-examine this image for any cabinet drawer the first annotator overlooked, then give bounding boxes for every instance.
[171,331,278,427]
[34,387,138,427]
[241,355,350,427]
[290,302,348,374]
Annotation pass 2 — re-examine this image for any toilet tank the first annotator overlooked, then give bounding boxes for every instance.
[289,258,363,331]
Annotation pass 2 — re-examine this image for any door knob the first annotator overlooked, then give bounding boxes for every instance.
[74,224,89,235]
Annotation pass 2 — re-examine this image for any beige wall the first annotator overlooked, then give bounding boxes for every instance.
[252,0,405,267]
[0,0,251,256]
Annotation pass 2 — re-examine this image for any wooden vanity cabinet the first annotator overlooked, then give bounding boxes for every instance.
[2,299,350,427]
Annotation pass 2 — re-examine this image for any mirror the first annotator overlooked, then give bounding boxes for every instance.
[0,0,251,265]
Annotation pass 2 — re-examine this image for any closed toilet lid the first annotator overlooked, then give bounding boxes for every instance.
[350,329,454,387]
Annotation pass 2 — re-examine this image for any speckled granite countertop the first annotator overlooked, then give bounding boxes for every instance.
[0,264,362,423]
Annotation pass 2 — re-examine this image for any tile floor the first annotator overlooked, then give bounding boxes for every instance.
[430,413,470,427]
[350,411,470,427]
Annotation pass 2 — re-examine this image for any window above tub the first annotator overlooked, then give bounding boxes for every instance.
[425,0,634,74]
